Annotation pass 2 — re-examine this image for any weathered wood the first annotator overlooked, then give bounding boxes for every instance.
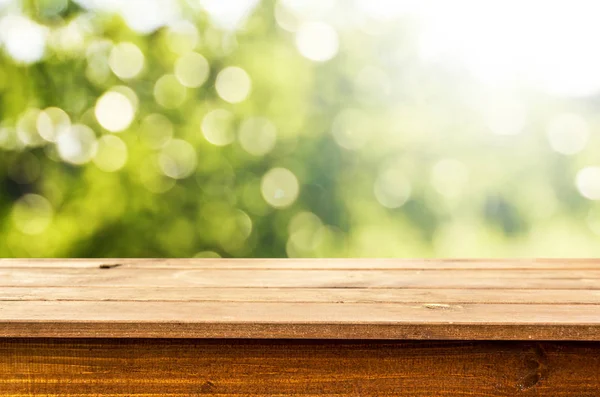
[1,339,599,396]
[2,268,600,289]
[2,258,600,269]
[2,259,600,340]
[3,260,600,395]
[3,286,600,304]
[1,301,600,339]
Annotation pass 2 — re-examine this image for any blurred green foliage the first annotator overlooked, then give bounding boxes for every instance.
[1,0,600,258]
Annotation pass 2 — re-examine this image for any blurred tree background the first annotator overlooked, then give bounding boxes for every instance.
[1,0,600,258]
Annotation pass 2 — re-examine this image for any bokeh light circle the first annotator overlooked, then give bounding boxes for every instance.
[0,15,47,64]
[201,109,235,146]
[16,108,45,147]
[11,194,53,235]
[109,42,144,79]
[139,157,176,193]
[93,135,128,172]
[95,91,135,132]
[374,165,411,208]
[36,107,70,142]
[175,52,210,88]
[194,251,221,258]
[166,20,199,54]
[261,167,300,208]
[576,167,600,200]
[215,66,251,103]
[547,113,590,155]
[140,113,173,149]
[154,74,187,108]
[295,21,339,62]
[287,211,324,255]
[239,117,277,156]
[56,124,97,165]
[159,139,197,179]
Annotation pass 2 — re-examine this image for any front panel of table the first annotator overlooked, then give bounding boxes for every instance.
[1,339,599,396]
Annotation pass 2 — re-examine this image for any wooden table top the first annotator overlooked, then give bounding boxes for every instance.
[1,259,600,340]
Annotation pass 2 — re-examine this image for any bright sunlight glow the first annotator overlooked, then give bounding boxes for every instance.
[410,0,600,97]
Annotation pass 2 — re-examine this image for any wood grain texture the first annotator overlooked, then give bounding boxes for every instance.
[1,339,600,396]
[3,286,600,304]
[2,258,600,269]
[2,259,600,339]
[2,268,600,289]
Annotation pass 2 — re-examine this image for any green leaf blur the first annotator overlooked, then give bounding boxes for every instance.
[1,0,600,258]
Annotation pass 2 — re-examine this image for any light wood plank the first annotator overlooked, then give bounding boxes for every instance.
[1,301,600,339]
[1,268,600,289]
[2,286,600,304]
[3,259,600,340]
[2,258,600,269]
[3,301,599,324]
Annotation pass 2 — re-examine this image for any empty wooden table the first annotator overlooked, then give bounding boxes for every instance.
[1,258,600,396]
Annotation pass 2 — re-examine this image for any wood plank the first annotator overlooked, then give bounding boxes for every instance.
[2,286,600,304]
[2,258,600,270]
[2,268,600,289]
[2,301,600,339]
[1,339,600,396]
[3,259,600,340]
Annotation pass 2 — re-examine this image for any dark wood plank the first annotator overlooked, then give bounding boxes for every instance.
[1,339,600,396]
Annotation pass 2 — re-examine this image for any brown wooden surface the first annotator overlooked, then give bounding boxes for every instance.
[1,339,600,396]
[1,259,600,340]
